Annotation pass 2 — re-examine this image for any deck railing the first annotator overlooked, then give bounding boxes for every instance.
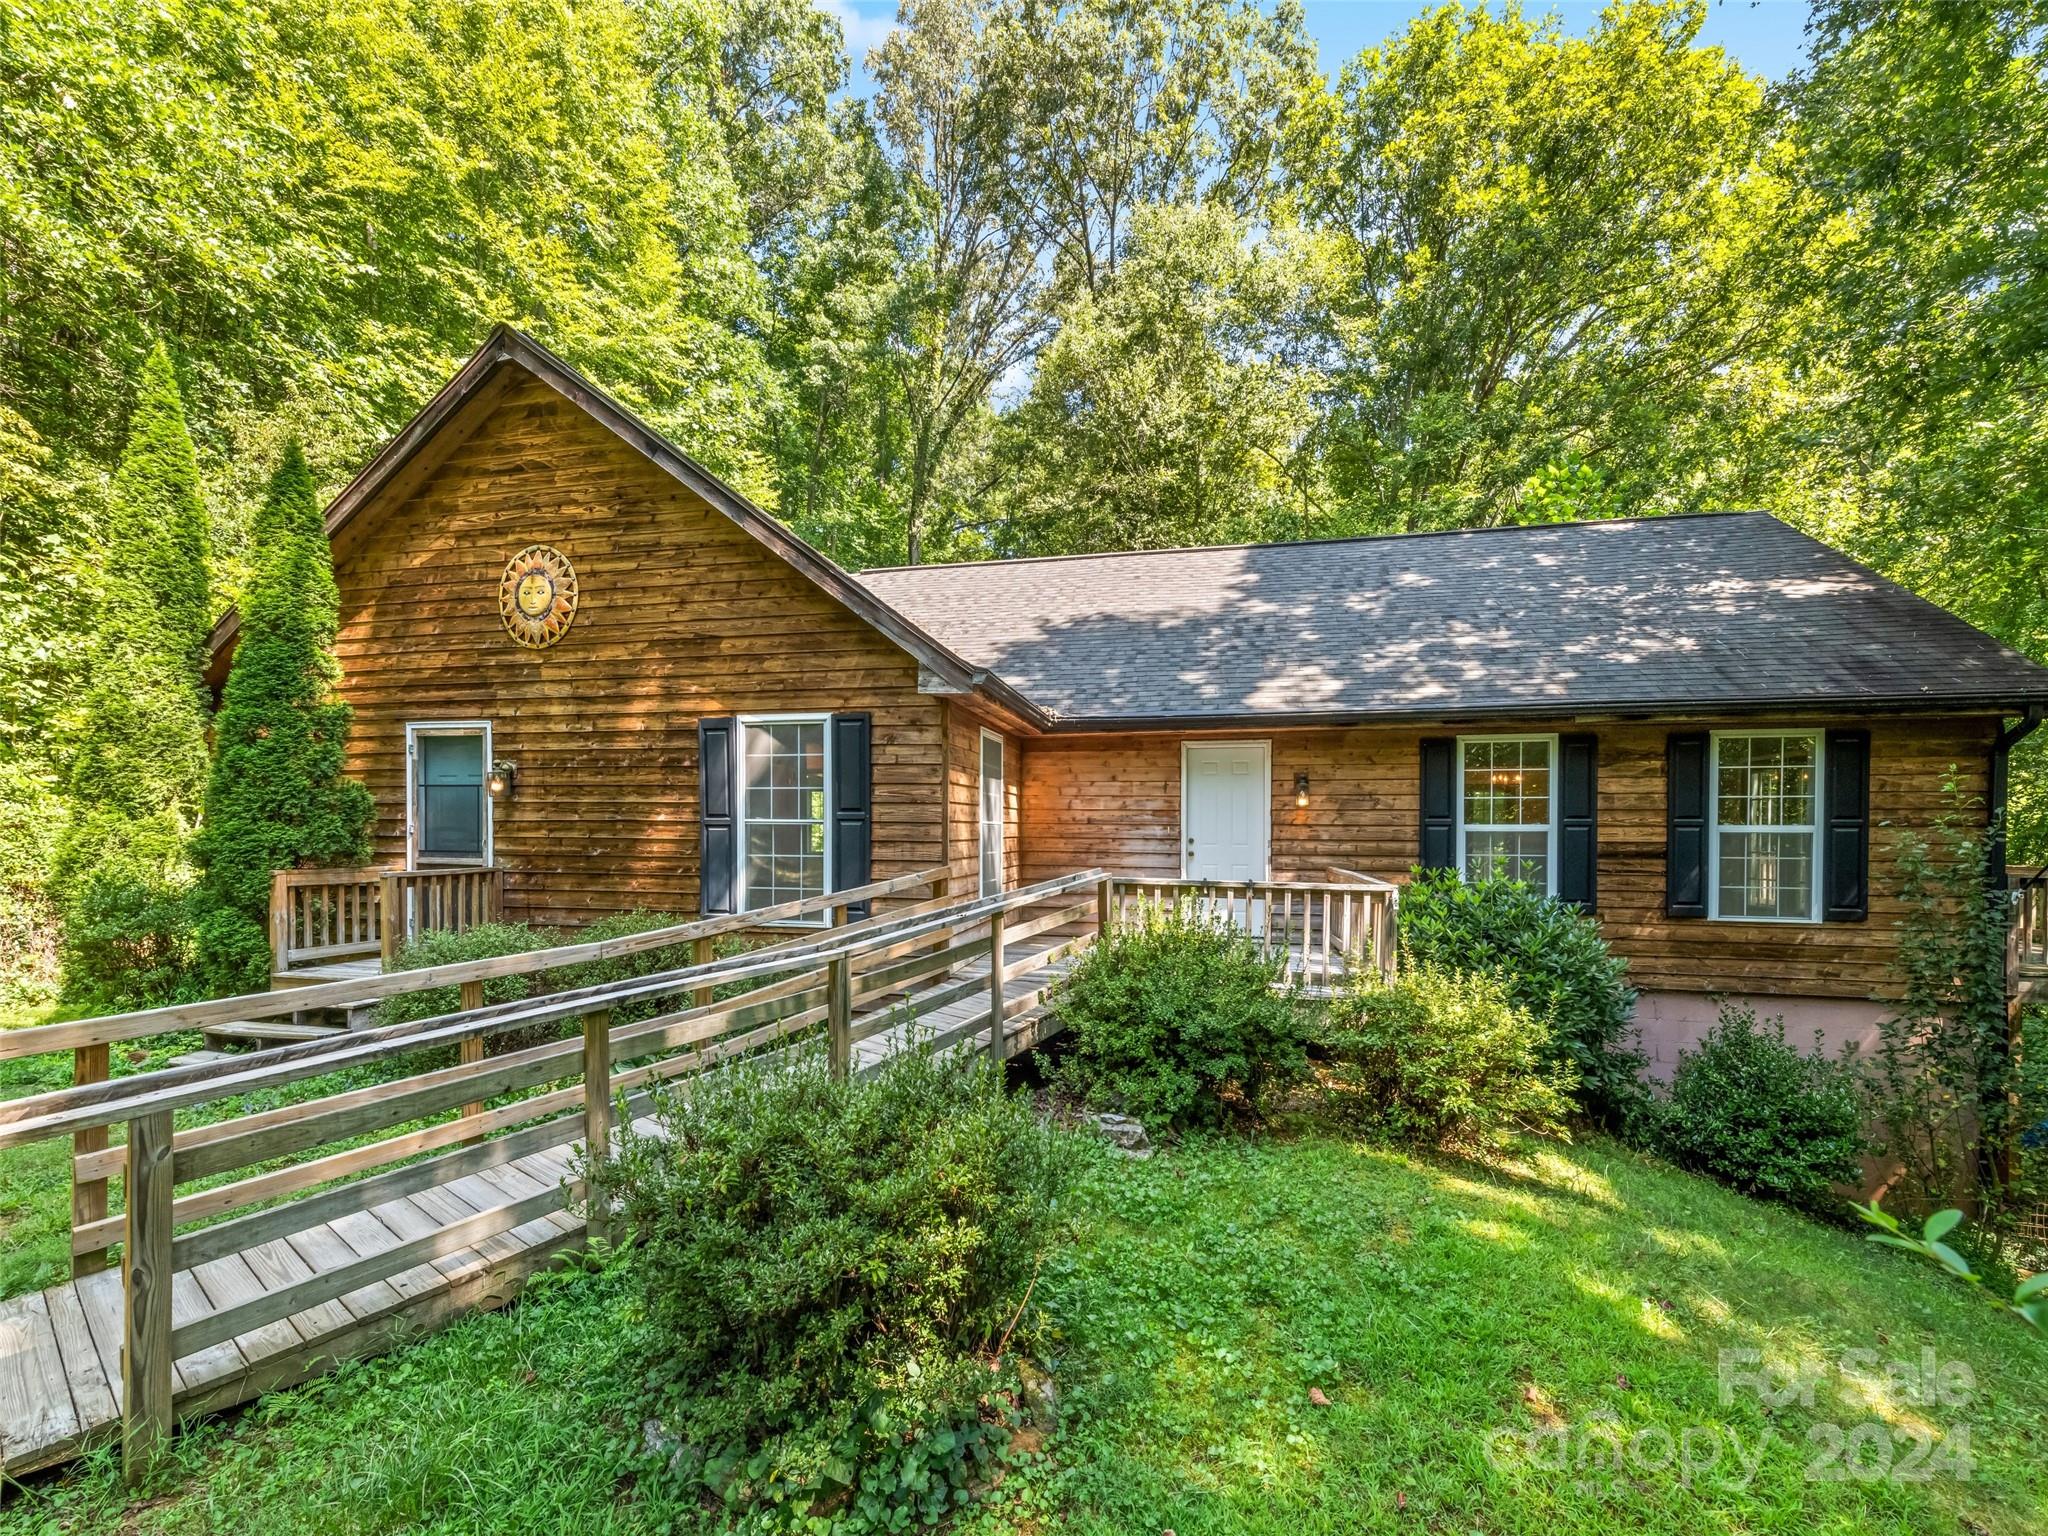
[378,865,504,964]
[269,864,507,973]
[269,867,386,972]
[2010,864,2048,981]
[0,864,1106,1481]
[27,867,954,1280]
[1105,875,1398,991]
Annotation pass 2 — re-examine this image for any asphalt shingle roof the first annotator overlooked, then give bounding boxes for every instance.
[855,513,2048,726]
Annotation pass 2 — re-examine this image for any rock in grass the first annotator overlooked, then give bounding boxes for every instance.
[1017,1360,1059,1429]
[1084,1113,1153,1158]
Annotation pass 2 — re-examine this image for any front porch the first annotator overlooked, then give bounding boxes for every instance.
[267,864,506,984]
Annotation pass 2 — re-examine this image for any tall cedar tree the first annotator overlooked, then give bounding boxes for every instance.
[193,441,373,993]
[53,342,214,1008]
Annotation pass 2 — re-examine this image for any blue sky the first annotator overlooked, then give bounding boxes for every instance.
[825,0,1814,97]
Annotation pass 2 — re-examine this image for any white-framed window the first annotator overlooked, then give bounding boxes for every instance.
[1457,735,1557,894]
[979,728,1006,898]
[406,721,492,867]
[738,714,832,923]
[1710,730,1822,922]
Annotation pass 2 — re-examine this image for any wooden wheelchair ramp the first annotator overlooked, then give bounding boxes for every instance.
[0,869,1110,1481]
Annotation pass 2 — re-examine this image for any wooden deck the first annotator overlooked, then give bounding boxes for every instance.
[0,1144,588,1475]
[0,908,1091,1479]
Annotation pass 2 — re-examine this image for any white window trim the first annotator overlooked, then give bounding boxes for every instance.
[736,712,835,927]
[978,727,1006,898]
[1177,740,1273,882]
[405,720,493,869]
[1455,733,1560,897]
[1707,729,1825,925]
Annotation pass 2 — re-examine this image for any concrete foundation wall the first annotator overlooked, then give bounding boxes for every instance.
[1633,989,1887,1081]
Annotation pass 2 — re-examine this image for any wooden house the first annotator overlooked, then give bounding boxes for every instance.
[205,327,2048,1067]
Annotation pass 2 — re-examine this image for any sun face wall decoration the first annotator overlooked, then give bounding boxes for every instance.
[498,544,579,650]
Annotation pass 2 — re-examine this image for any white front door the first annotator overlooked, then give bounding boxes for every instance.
[979,729,1005,897]
[1182,742,1270,882]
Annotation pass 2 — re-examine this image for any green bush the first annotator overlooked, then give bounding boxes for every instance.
[377,913,758,1060]
[547,909,759,1022]
[193,441,373,996]
[1051,900,1309,1129]
[0,760,64,1009]
[590,1048,1074,1526]
[375,921,566,1028]
[1321,962,1576,1153]
[1656,1004,1866,1214]
[50,809,198,1013]
[1398,869,1648,1134]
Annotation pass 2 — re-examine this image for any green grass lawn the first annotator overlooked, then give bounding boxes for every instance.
[0,1007,462,1302]
[0,940,780,1302]
[0,1005,86,1300]
[4,1128,2043,1535]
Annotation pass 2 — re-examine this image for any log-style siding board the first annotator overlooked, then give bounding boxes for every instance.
[328,376,945,929]
[942,706,1022,894]
[1021,716,1995,1000]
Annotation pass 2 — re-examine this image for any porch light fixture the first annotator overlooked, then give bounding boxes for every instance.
[1294,771,1311,808]
[487,760,519,800]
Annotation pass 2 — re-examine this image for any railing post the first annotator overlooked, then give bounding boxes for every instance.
[379,872,403,967]
[458,978,486,1136]
[71,1044,112,1276]
[581,1009,614,1244]
[269,869,292,974]
[987,906,1008,1065]
[122,1110,175,1485]
[692,935,715,1009]
[828,954,853,1079]
[1097,876,1113,940]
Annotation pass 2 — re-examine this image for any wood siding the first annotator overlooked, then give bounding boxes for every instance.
[330,374,945,928]
[942,705,1021,895]
[1020,716,1997,1000]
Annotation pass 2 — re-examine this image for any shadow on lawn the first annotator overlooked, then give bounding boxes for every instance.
[1040,1127,2048,1536]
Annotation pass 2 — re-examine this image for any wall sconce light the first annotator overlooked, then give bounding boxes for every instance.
[1294,771,1311,809]
[487,760,519,800]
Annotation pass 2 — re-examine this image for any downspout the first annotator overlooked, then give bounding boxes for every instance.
[1989,705,2043,893]
[1988,705,2043,1192]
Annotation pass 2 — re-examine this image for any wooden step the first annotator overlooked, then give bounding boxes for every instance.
[167,1049,240,1069]
[271,958,383,989]
[202,1019,347,1050]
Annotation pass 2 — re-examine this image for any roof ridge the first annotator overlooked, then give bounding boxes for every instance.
[856,510,1773,577]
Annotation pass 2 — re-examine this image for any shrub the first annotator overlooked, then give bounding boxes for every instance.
[1052,899,1309,1128]
[590,1048,1074,1525]
[0,761,64,1009]
[1867,783,2044,1282]
[548,910,759,1021]
[1398,869,1648,1133]
[51,809,198,1012]
[192,441,373,996]
[377,911,758,1036]
[1656,1004,1866,1214]
[375,920,566,1029]
[1321,962,1575,1153]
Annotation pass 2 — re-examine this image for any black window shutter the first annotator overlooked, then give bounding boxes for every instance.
[1666,732,1709,918]
[1419,738,1457,871]
[830,712,873,919]
[1823,729,1870,922]
[698,717,737,916]
[1557,733,1598,911]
